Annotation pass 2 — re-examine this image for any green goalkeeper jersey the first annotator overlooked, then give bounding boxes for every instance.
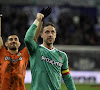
[24,24,75,90]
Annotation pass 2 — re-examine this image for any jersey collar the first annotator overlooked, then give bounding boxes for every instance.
[40,44,55,51]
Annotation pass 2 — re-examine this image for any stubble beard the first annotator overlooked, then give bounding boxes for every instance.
[9,45,17,50]
[46,40,54,47]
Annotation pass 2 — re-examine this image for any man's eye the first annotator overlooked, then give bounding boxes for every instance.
[15,38,18,41]
[52,31,55,33]
[9,38,13,41]
[46,31,49,33]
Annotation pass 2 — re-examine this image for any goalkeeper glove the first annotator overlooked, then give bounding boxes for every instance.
[39,7,52,20]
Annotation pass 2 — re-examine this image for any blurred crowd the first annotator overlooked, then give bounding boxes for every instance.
[0,5,100,47]
[56,11,99,45]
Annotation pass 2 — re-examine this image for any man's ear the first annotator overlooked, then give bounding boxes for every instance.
[5,42,8,47]
[18,42,21,47]
[55,32,57,38]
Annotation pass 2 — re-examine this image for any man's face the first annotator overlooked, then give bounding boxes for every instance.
[41,25,56,45]
[5,35,21,50]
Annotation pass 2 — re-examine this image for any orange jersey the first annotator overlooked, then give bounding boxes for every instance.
[0,46,29,90]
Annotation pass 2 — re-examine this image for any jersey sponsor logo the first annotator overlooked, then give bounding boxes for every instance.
[41,56,63,67]
[5,56,22,63]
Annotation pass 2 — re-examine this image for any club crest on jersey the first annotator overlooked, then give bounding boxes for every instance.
[41,56,63,67]
[5,56,22,63]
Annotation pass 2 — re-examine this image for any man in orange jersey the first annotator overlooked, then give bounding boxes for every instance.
[0,21,43,90]
[0,34,29,90]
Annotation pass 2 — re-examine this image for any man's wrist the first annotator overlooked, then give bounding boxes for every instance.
[33,19,40,26]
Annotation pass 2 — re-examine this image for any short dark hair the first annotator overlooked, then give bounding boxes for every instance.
[42,22,56,32]
[43,22,55,28]
[6,33,19,41]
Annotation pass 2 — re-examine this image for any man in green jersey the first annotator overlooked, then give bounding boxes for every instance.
[24,7,76,90]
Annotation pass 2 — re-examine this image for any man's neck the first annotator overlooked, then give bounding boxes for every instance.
[43,43,53,50]
[8,49,18,55]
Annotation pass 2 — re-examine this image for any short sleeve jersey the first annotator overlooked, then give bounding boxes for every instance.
[0,46,29,90]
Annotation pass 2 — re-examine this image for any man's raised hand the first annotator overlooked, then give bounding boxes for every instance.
[39,7,52,21]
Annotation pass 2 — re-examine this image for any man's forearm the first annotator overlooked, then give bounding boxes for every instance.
[24,23,37,42]
[62,74,76,90]
[0,15,3,49]
[34,21,43,42]
[0,37,3,49]
[24,23,38,54]
[24,13,44,54]
[24,17,42,42]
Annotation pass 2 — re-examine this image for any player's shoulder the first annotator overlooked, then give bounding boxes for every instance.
[0,46,6,52]
[54,47,67,56]
[19,47,29,55]
[19,47,27,52]
[0,46,7,57]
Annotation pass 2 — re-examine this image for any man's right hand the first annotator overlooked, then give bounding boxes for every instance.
[33,7,52,26]
[36,13,44,22]
[39,7,52,21]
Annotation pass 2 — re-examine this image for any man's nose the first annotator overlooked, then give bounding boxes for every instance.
[12,39,16,42]
[49,32,53,36]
